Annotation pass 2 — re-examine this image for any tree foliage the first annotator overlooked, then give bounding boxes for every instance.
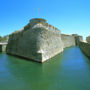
[0,36,2,42]
[0,35,9,42]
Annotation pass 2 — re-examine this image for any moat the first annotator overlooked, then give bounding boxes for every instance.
[0,46,90,90]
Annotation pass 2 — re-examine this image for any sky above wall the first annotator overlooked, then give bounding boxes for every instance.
[0,0,90,39]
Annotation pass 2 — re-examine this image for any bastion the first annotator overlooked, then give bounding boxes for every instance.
[79,36,90,59]
[6,18,64,62]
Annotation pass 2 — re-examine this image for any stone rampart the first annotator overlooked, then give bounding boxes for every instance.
[61,34,76,48]
[6,18,63,62]
[7,18,85,62]
[79,41,90,59]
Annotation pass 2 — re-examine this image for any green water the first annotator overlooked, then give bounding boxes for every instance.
[0,46,90,90]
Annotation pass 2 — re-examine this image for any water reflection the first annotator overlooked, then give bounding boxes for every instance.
[0,46,90,90]
[5,53,62,90]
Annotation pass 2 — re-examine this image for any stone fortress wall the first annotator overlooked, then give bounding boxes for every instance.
[79,36,90,59]
[79,42,90,59]
[61,34,76,48]
[6,18,90,62]
[6,18,64,62]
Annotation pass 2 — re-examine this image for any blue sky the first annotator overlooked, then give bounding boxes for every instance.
[0,0,90,39]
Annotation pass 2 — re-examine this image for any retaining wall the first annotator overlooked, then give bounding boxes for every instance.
[79,41,90,59]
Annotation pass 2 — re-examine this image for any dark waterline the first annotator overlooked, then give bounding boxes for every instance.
[0,46,90,90]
